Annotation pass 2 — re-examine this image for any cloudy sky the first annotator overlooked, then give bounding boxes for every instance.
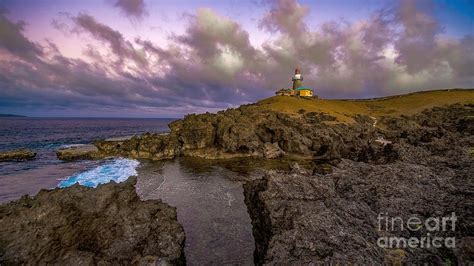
[0,0,473,117]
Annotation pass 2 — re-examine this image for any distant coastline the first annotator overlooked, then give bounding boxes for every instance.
[0,114,27,117]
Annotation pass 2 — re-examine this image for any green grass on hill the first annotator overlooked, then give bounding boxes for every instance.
[257,89,474,123]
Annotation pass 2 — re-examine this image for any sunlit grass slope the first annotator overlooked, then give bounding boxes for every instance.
[257,89,474,123]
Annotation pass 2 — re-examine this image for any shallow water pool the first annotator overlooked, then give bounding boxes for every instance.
[136,158,256,265]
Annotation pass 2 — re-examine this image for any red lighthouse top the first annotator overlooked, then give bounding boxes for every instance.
[294,68,301,74]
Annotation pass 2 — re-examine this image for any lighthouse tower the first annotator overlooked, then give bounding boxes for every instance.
[292,68,303,90]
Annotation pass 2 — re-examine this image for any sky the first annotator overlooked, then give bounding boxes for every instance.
[0,0,473,117]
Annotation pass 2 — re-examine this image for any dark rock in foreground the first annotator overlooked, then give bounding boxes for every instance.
[245,161,472,264]
[0,177,186,265]
[0,149,36,162]
[243,104,474,264]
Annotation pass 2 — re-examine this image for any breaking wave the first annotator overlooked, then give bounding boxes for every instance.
[58,158,140,188]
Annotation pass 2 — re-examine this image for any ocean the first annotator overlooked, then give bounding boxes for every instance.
[0,117,255,264]
[0,117,174,202]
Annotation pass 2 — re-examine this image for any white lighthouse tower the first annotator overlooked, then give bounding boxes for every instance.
[292,68,303,90]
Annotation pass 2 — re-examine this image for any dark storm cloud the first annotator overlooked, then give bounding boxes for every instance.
[0,9,42,60]
[0,0,473,117]
[0,16,170,114]
[72,13,147,66]
[111,0,147,20]
[0,10,246,116]
[135,9,268,104]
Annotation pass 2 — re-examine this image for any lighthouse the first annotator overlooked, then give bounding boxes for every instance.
[275,68,314,97]
[292,68,303,90]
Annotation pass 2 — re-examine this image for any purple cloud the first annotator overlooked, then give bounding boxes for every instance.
[0,0,472,117]
[112,0,147,20]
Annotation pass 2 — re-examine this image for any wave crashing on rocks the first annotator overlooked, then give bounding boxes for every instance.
[58,158,140,188]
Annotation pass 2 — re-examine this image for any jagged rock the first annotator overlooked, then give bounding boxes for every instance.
[244,159,473,264]
[0,177,186,265]
[243,104,474,264]
[262,142,285,159]
[93,133,180,161]
[57,102,473,163]
[85,103,379,162]
[56,145,100,161]
[0,149,36,162]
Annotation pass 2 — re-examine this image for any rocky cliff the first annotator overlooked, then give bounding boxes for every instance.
[52,93,473,264]
[92,104,382,162]
[244,103,473,264]
[58,90,474,163]
[0,177,186,265]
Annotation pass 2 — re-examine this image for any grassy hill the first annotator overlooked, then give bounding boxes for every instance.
[257,89,474,122]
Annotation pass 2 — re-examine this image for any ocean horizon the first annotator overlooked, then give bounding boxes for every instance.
[0,117,175,202]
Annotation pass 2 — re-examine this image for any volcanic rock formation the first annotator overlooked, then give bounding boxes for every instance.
[92,105,381,162]
[244,103,474,264]
[0,177,186,265]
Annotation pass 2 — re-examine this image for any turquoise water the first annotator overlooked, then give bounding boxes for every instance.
[57,158,140,188]
[0,117,173,202]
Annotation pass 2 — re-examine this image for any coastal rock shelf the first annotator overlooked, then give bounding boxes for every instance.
[243,103,474,264]
[58,90,474,165]
[0,177,186,265]
[244,161,473,264]
[56,144,100,161]
[83,105,379,162]
[0,149,36,162]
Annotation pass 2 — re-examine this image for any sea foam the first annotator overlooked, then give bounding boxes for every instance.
[58,158,140,188]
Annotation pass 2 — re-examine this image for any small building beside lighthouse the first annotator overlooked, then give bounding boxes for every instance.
[295,86,313,97]
[275,68,314,97]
